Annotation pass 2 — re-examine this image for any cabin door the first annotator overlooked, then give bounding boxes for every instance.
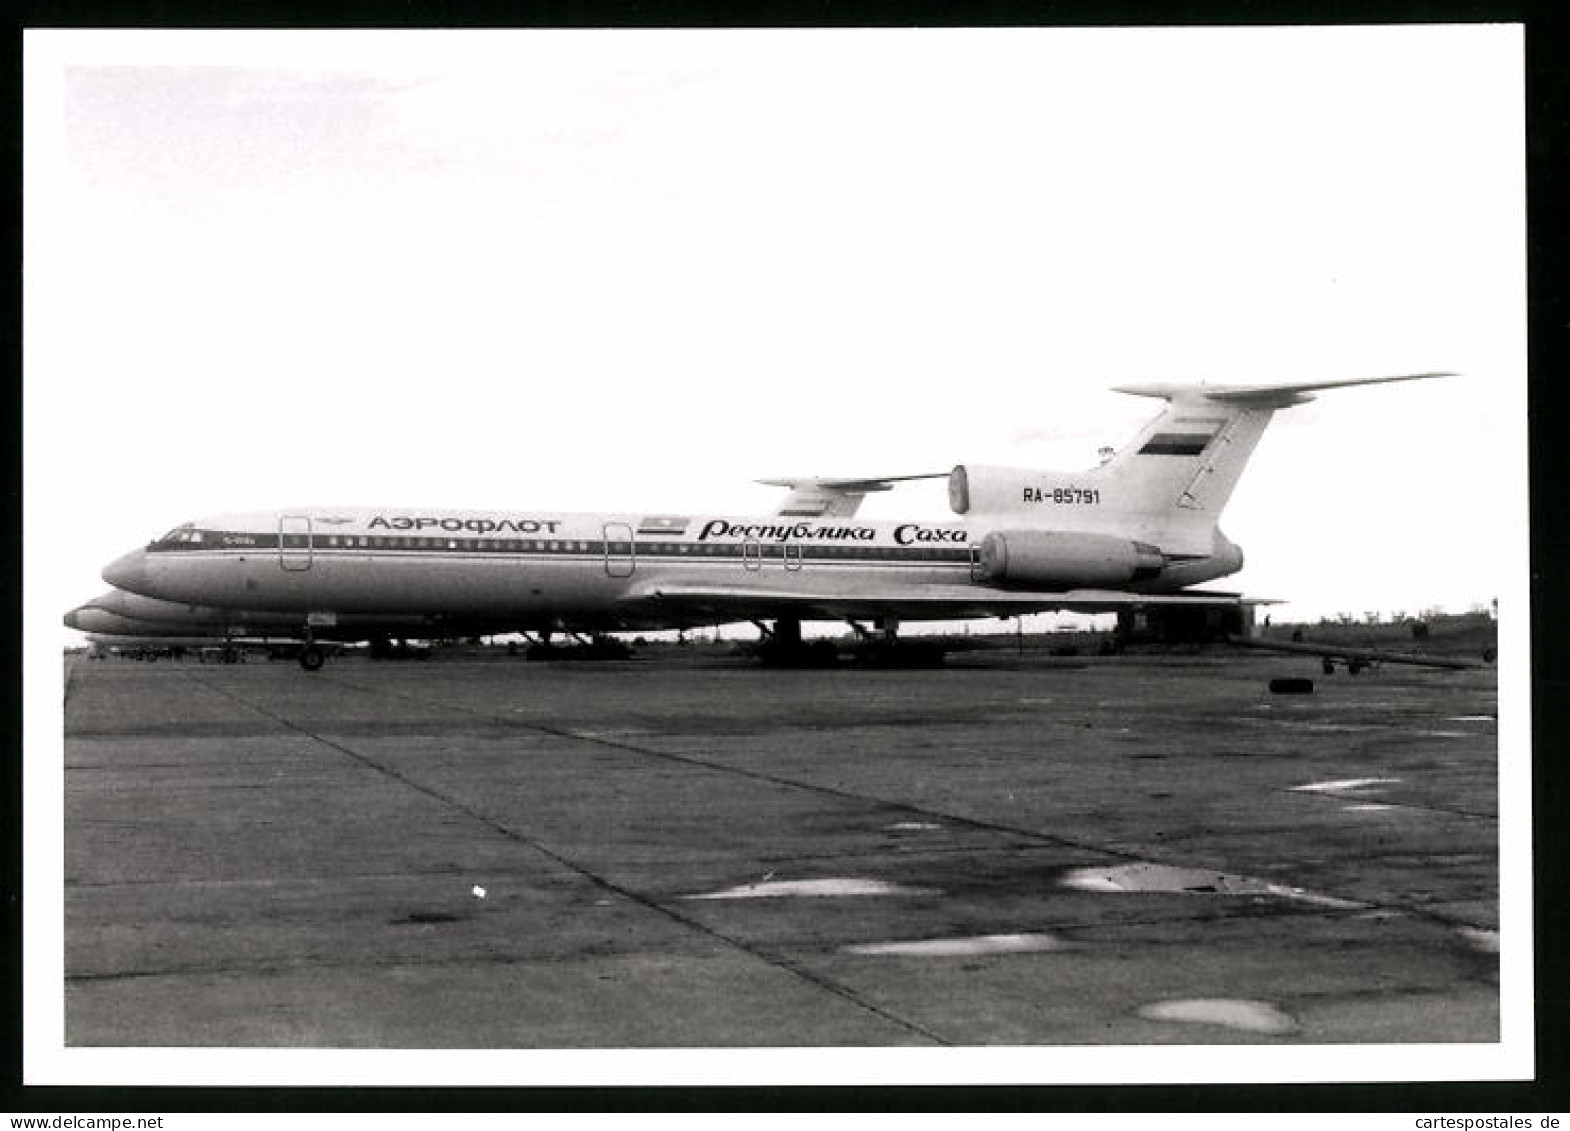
[279,515,313,571]
[603,522,636,578]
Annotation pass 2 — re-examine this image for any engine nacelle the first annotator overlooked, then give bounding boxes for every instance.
[978,530,1164,586]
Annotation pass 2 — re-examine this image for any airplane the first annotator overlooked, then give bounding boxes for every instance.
[99,373,1453,671]
[63,589,547,658]
[1226,633,1494,673]
[66,590,303,639]
[63,476,892,640]
[74,634,218,660]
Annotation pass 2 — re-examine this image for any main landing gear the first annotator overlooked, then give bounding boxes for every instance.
[750,616,948,668]
[751,618,838,667]
[1321,655,1368,675]
[846,616,948,668]
[523,630,633,662]
[368,636,432,661]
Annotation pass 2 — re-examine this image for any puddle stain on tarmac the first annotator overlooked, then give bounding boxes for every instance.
[1061,862,1367,909]
[684,878,937,900]
[1139,998,1298,1034]
[1458,927,1500,953]
[1292,777,1401,795]
[845,932,1073,957]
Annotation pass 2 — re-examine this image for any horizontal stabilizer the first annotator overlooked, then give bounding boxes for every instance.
[1112,372,1455,408]
[758,473,948,491]
[761,473,948,518]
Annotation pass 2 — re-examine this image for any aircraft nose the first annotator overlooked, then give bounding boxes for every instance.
[63,609,84,630]
[102,549,149,594]
[97,589,139,617]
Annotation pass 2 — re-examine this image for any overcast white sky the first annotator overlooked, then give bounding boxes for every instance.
[27,27,1526,635]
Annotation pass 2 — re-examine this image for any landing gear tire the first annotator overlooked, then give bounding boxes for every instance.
[753,617,838,667]
[299,643,326,672]
[852,638,947,668]
[756,638,839,668]
[1322,657,1336,675]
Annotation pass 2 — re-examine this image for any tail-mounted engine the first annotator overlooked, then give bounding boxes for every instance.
[978,530,1165,587]
[950,464,1047,515]
[949,463,1115,515]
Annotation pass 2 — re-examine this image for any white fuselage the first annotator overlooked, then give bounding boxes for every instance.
[103,505,1236,634]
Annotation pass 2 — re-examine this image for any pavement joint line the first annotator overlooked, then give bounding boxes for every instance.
[65,948,728,986]
[319,671,1451,922]
[177,670,952,1047]
[1269,786,1497,821]
[63,657,83,708]
[67,942,785,980]
[65,868,559,888]
[315,672,1494,936]
[61,897,1344,985]
[324,673,1168,866]
[172,669,1497,1006]
[66,762,245,770]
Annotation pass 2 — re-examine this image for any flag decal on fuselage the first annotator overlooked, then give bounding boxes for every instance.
[637,515,691,536]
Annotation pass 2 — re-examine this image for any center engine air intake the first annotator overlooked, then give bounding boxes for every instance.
[979,530,1165,586]
[950,463,1092,515]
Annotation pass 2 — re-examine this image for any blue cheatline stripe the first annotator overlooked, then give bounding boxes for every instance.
[149,531,975,566]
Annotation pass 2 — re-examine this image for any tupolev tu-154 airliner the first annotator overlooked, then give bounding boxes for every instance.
[100,374,1450,670]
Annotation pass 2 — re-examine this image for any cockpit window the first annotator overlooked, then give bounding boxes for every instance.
[152,524,202,548]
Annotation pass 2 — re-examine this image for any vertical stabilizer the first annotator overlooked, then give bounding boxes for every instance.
[1103,373,1452,523]
[951,373,1451,556]
[1096,390,1273,521]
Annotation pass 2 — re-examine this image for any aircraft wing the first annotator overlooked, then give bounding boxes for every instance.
[620,578,1244,624]
[1228,635,1492,671]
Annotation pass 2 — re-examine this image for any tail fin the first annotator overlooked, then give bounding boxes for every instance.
[952,373,1452,555]
[1103,373,1453,515]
